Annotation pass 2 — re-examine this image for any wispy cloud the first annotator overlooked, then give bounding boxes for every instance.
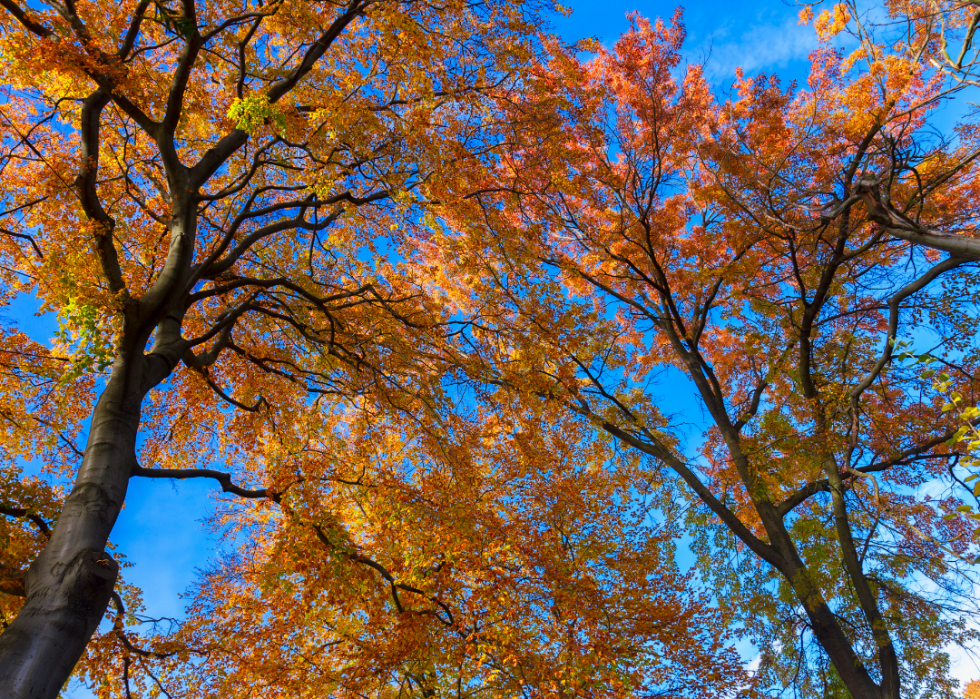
[688,13,818,86]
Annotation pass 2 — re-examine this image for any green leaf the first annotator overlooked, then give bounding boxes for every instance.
[228,95,286,134]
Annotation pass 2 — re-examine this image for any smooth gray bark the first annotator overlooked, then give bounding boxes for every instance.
[0,358,144,698]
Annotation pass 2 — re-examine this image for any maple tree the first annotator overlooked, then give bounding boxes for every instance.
[0,0,747,697]
[419,4,980,699]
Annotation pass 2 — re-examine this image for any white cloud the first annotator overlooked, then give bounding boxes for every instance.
[688,13,818,86]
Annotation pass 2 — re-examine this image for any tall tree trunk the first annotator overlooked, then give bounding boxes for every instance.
[0,363,143,699]
[781,557,888,699]
[762,510,891,699]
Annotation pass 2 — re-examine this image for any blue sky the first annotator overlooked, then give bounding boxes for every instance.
[4,0,976,692]
[555,0,818,85]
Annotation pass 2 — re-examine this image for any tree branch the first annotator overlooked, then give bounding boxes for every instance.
[776,433,954,516]
[0,504,52,537]
[850,256,963,406]
[76,89,127,296]
[856,174,980,261]
[0,0,54,38]
[130,466,271,499]
[188,0,372,188]
[109,591,177,659]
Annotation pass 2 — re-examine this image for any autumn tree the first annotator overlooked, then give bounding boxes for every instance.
[423,5,980,699]
[0,0,554,694]
[0,0,753,697]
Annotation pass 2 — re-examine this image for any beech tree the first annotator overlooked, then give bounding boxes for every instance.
[423,4,980,699]
[5,0,980,697]
[0,0,544,693]
[0,1,745,698]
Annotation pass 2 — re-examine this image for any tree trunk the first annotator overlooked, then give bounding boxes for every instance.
[769,525,890,699]
[0,365,142,699]
[785,562,888,699]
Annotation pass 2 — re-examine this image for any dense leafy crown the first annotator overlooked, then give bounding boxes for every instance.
[1,0,980,697]
[0,0,744,697]
[418,3,980,697]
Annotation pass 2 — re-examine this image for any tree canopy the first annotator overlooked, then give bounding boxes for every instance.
[0,0,979,698]
[419,3,980,697]
[0,0,742,696]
